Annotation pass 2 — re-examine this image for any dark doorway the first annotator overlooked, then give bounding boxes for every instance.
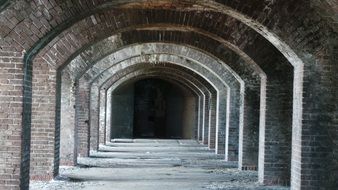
[111,78,196,140]
[133,79,184,139]
[111,84,135,139]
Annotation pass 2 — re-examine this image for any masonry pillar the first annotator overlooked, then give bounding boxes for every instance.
[30,59,57,181]
[202,93,210,144]
[197,95,205,142]
[59,70,76,166]
[194,96,200,139]
[239,82,261,170]
[89,85,100,152]
[227,86,241,161]
[215,91,228,155]
[105,89,114,142]
[208,93,217,149]
[0,51,25,190]
[258,73,293,185]
[99,89,107,145]
[291,45,338,189]
[76,79,90,157]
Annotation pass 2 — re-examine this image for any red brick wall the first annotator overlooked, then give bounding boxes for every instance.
[30,59,56,180]
[0,51,24,189]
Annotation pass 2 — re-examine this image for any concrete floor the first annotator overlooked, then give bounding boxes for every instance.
[30,139,289,190]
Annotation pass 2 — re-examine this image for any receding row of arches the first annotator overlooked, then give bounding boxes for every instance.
[0,1,337,190]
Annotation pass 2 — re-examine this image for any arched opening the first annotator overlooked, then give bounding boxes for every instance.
[0,1,336,190]
[111,78,196,140]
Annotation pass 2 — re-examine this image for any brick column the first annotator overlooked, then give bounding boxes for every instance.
[239,79,262,170]
[215,91,228,155]
[99,89,107,145]
[105,89,113,142]
[197,95,204,142]
[0,51,25,189]
[227,86,241,161]
[193,96,200,139]
[75,79,90,157]
[30,59,57,181]
[208,93,216,149]
[259,74,293,185]
[59,71,76,166]
[202,93,210,144]
[291,46,338,189]
[89,85,100,152]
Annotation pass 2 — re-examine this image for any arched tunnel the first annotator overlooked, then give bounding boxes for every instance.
[111,77,196,139]
[0,1,337,190]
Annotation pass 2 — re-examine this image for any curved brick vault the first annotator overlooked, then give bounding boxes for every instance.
[0,1,337,190]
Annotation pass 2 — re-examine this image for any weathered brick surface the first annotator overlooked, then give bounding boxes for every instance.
[75,79,90,157]
[291,43,338,190]
[240,80,261,170]
[196,95,204,142]
[0,51,24,190]
[208,93,217,150]
[202,93,211,145]
[30,58,56,181]
[89,86,99,151]
[59,70,76,166]
[98,90,106,145]
[0,1,337,190]
[215,91,228,156]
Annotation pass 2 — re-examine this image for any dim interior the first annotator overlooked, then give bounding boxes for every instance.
[111,78,196,139]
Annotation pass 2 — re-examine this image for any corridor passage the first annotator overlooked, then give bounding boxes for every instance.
[30,139,288,190]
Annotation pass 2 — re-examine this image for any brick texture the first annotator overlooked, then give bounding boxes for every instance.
[0,1,337,190]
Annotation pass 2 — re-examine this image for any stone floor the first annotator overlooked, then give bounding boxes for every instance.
[30,139,289,190]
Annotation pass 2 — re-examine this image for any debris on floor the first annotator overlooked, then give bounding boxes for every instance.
[30,139,289,190]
